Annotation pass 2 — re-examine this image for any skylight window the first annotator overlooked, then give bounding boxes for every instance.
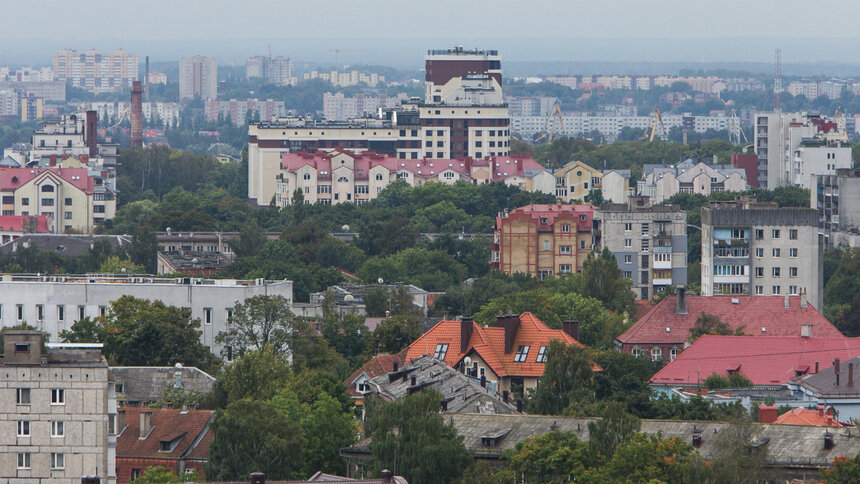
[433,343,449,360]
[514,345,530,362]
[536,346,548,363]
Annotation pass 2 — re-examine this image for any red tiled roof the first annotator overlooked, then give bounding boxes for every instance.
[0,215,50,233]
[774,406,852,427]
[405,312,598,378]
[345,351,408,397]
[117,407,214,459]
[618,295,844,346]
[651,336,860,386]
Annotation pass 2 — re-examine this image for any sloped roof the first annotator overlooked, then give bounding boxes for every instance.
[117,407,214,459]
[366,355,518,414]
[0,234,132,257]
[774,407,851,427]
[0,167,94,193]
[0,215,50,233]
[110,366,215,404]
[795,356,860,397]
[499,203,594,233]
[344,351,408,397]
[404,312,596,379]
[650,336,860,386]
[617,295,843,346]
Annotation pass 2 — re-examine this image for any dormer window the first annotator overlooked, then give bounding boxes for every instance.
[514,345,530,362]
[433,343,448,360]
[536,346,548,363]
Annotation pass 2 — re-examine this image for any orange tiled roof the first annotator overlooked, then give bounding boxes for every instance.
[774,406,852,428]
[344,350,407,397]
[404,312,598,378]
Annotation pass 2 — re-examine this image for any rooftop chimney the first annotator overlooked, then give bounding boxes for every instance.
[85,110,98,157]
[801,288,808,308]
[460,317,474,353]
[758,405,778,424]
[675,286,687,315]
[250,472,266,484]
[174,363,183,389]
[392,361,399,372]
[563,321,580,341]
[497,314,521,354]
[140,410,154,439]
[850,363,854,387]
[835,358,841,386]
[801,324,812,338]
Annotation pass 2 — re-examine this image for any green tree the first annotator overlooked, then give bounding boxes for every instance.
[132,465,199,483]
[365,390,472,484]
[372,314,421,354]
[59,317,103,343]
[211,347,291,408]
[527,340,595,414]
[707,417,770,483]
[229,220,266,258]
[215,295,299,356]
[97,255,145,274]
[576,248,635,315]
[322,313,371,367]
[579,432,703,483]
[703,372,754,389]
[128,225,158,273]
[585,188,604,205]
[823,454,860,483]
[689,311,743,340]
[503,431,591,482]
[364,287,389,317]
[205,398,303,480]
[587,403,641,462]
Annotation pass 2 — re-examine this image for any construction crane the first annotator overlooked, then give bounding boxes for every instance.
[640,106,667,142]
[535,101,565,144]
[728,109,749,146]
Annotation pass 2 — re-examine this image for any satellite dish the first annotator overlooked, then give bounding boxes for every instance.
[378,278,384,284]
[344,294,355,302]
[341,224,350,232]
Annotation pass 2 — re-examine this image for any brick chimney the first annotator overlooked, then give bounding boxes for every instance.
[497,314,521,354]
[758,405,778,424]
[849,363,854,387]
[563,321,580,341]
[800,288,808,308]
[139,410,153,439]
[675,286,687,315]
[835,358,841,386]
[460,317,474,353]
[380,470,394,484]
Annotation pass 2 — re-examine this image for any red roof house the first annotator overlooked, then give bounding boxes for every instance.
[116,407,214,484]
[759,404,852,427]
[404,312,596,396]
[650,335,860,387]
[616,289,844,361]
[344,350,408,404]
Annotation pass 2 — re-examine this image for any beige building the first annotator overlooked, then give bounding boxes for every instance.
[0,331,116,483]
[639,158,748,203]
[550,161,603,202]
[179,56,217,101]
[53,49,137,94]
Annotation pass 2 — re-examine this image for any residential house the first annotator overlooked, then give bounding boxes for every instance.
[759,405,851,427]
[789,356,860,421]
[344,352,407,406]
[0,234,131,257]
[110,365,215,407]
[638,158,748,203]
[550,160,603,202]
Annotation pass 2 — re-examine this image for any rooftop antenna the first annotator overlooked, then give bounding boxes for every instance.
[773,48,782,112]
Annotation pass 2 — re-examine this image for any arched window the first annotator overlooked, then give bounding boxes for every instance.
[337,176,349,183]
[41,185,55,192]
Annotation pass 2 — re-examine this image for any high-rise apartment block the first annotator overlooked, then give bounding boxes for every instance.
[754,112,851,189]
[179,56,217,100]
[0,331,117,483]
[701,198,822,310]
[811,168,860,248]
[594,197,687,300]
[492,204,594,279]
[246,55,294,85]
[53,49,138,94]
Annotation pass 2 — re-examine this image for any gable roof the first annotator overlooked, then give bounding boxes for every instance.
[116,407,214,460]
[650,336,860,386]
[774,406,851,427]
[794,356,860,397]
[344,351,407,397]
[109,366,216,404]
[618,295,843,346]
[404,312,596,378]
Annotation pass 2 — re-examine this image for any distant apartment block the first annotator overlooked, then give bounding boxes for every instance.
[638,157,748,203]
[505,96,559,117]
[147,71,167,85]
[0,275,293,358]
[53,49,137,94]
[594,197,687,300]
[323,92,409,121]
[303,69,385,87]
[492,203,594,278]
[754,112,851,189]
[0,331,117,483]
[0,66,54,83]
[811,168,860,248]
[545,74,765,94]
[179,56,217,100]
[246,55,295,85]
[204,99,286,126]
[0,89,17,118]
[701,198,823,310]
[90,101,180,127]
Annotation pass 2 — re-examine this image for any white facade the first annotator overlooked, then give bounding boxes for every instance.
[0,275,293,357]
[512,112,738,142]
[53,49,137,94]
[178,56,217,101]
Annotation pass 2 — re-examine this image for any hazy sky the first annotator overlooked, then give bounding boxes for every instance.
[3,0,860,65]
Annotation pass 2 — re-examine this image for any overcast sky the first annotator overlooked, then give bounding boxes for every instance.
[3,0,860,65]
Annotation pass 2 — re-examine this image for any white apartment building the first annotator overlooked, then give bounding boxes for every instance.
[178,56,217,101]
[0,89,18,117]
[323,92,409,121]
[90,102,180,127]
[639,158,748,203]
[701,199,822,310]
[0,275,293,358]
[204,99,286,126]
[246,56,294,85]
[53,49,137,94]
[303,70,385,87]
[0,331,117,484]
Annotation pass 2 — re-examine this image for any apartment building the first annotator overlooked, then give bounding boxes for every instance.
[246,55,294,85]
[638,158,748,203]
[701,198,822,310]
[550,161,603,202]
[0,274,293,358]
[594,197,687,300]
[303,70,385,87]
[0,331,117,483]
[204,99,286,126]
[492,203,593,278]
[53,49,137,94]
[178,56,217,101]
[258,148,543,207]
[90,101,180,127]
[323,92,410,121]
[811,168,860,248]
[754,112,851,189]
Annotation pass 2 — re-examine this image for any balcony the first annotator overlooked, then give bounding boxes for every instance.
[714,274,750,284]
[654,260,672,270]
[653,278,673,286]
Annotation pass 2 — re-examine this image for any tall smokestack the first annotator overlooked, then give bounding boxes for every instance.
[145,56,150,101]
[85,110,98,157]
[130,81,143,148]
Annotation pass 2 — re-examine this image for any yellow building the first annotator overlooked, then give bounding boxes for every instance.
[551,160,603,202]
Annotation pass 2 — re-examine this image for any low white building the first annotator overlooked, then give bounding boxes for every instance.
[0,275,293,358]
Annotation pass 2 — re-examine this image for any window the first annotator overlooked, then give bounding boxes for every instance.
[204,308,212,324]
[36,304,44,321]
[51,388,64,405]
[623,271,632,279]
[772,229,780,239]
[624,255,632,264]
[17,420,30,436]
[64,197,72,205]
[226,308,233,322]
[772,248,781,258]
[536,346,548,363]
[651,347,662,361]
[789,285,798,295]
[17,388,30,404]
[16,304,23,321]
[624,239,632,248]
[51,421,64,437]
[641,223,649,235]
[731,229,746,239]
[21,197,29,206]
[641,239,649,252]
[17,453,30,469]
[51,453,64,470]
[755,229,764,240]
[560,246,571,255]
[624,223,633,232]
[670,348,678,361]
[790,267,798,278]
[303,173,311,180]
[355,185,369,194]
[41,198,54,206]
[78,305,85,320]
[755,267,764,278]
[443,171,454,179]
[131,469,142,481]
[514,345,530,362]
[772,285,781,295]
[559,264,571,273]
[755,248,764,258]
[632,347,644,358]
[561,224,570,233]
[58,305,65,321]
[772,267,781,277]
[375,173,383,181]
[580,240,586,250]
[556,176,565,186]
[641,271,649,284]
[433,343,448,360]
[755,285,763,295]
[789,229,798,240]
[543,240,550,251]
